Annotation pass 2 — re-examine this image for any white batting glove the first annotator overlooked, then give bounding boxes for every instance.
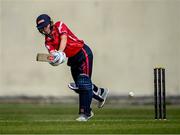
[58,51,67,63]
[49,51,67,66]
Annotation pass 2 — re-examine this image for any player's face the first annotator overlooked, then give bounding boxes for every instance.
[43,24,51,34]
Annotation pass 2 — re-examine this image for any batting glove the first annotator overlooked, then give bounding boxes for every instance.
[49,51,67,66]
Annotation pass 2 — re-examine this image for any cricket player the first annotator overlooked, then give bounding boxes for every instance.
[36,14,109,121]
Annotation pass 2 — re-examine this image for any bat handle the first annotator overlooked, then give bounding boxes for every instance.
[48,55,54,62]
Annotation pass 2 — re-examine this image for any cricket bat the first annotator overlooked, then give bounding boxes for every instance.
[36,53,54,62]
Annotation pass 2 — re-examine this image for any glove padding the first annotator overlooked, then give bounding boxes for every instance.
[49,51,67,66]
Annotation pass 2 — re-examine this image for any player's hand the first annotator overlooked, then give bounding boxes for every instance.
[49,51,67,66]
[57,51,67,63]
[51,51,61,63]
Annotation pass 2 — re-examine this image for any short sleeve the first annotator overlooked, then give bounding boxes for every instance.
[57,21,68,36]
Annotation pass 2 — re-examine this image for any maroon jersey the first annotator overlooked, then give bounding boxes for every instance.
[45,21,84,57]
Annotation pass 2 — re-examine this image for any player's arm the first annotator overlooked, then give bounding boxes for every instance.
[49,34,67,65]
[44,42,66,65]
[58,34,67,52]
[53,34,67,63]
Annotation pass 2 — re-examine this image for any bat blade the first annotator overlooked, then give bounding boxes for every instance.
[36,53,53,62]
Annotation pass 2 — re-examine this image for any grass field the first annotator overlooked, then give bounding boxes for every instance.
[0,103,180,134]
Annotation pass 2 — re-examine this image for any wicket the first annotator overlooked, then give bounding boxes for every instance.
[154,68,166,120]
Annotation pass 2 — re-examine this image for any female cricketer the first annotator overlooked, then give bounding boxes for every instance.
[36,14,109,121]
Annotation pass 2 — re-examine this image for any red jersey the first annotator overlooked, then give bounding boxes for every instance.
[45,21,84,57]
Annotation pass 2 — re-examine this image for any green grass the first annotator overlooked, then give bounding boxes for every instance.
[0,103,180,134]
